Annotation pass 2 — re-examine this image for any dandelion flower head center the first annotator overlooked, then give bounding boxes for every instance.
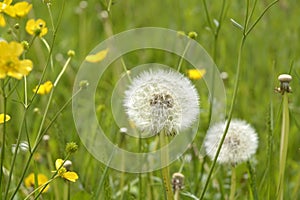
[124,69,199,135]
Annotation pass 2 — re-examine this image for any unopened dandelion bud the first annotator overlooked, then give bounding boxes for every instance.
[79,80,89,89]
[188,31,198,39]
[120,127,128,133]
[43,0,51,3]
[65,142,78,154]
[43,135,50,142]
[172,172,185,191]
[67,50,75,57]
[100,11,109,20]
[277,74,292,94]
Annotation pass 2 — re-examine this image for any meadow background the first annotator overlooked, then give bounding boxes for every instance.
[1,0,300,199]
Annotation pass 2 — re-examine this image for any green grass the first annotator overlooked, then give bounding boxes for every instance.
[1,0,300,199]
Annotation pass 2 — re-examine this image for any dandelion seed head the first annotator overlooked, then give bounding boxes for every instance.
[124,69,199,135]
[204,119,258,165]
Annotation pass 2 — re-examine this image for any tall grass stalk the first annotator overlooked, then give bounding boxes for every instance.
[199,1,279,199]
[0,85,7,190]
[277,92,290,200]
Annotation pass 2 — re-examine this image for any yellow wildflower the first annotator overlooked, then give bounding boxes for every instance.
[33,81,53,95]
[12,1,32,18]
[54,159,79,182]
[24,173,50,193]
[187,69,206,80]
[85,49,108,63]
[0,41,33,79]
[26,19,48,37]
[0,0,14,26]
[0,113,11,124]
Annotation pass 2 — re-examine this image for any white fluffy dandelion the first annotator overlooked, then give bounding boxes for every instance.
[124,69,199,135]
[204,119,258,165]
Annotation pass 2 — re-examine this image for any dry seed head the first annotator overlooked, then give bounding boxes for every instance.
[278,74,292,82]
[172,172,185,191]
[124,69,199,136]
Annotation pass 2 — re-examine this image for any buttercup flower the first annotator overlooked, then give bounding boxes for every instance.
[124,69,199,135]
[0,41,33,79]
[187,69,206,80]
[0,113,11,124]
[54,159,79,182]
[33,81,53,95]
[0,0,14,26]
[204,119,258,165]
[12,1,32,18]
[24,173,49,193]
[26,19,48,37]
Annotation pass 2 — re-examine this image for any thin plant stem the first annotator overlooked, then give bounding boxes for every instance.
[229,165,236,200]
[199,1,278,199]
[176,40,191,72]
[4,110,27,199]
[159,131,174,200]
[0,83,7,190]
[247,161,258,200]
[277,92,290,200]
[9,87,80,200]
[199,35,246,200]
[93,146,116,199]
[24,177,57,200]
[47,3,55,33]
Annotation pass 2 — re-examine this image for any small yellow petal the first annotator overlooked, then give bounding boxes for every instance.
[24,173,50,193]
[0,14,6,27]
[86,49,108,63]
[0,114,11,124]
[13,2,32,18]
[187,69,206,80]
[55,159,64,170]
[33,81,53,95]
[63,171,79,182]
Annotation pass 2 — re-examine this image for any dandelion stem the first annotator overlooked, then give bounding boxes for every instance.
[159,132,174,200]
[277,92,290,200]
[229,165,236,200]
[174,190,180,200]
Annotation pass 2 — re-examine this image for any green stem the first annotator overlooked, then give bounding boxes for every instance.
[277,92,289,200]
[199,35,246,200]
[24,177,57,200]
[176,40,191,72]
[9,87,80,200]
[247,161,258,200]
[159,132,174,200]
[229,165,236,200]
[0,83,7,190]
